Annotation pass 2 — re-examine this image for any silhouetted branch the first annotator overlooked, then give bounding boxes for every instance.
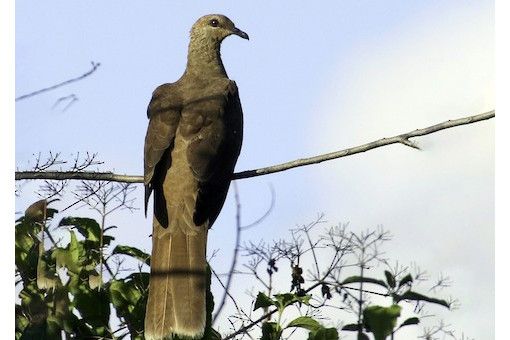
[15,110,494,183]
[16,61,100,101]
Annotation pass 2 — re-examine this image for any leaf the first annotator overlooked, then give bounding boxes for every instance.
[397,317,420,329]
[25,199,58,222]
[19,281,47,323]
[273,293,311,310]
[341,276,388,289]
[59,217,110,244]
[15,304,29,336]
[357,333,370,340]
[15,219,40,281]
[208,328,222,340]
[254,292,275,311]
[286,316,322,333]
[261,322,282,340]
[108,273,149,336]
[394,290,450,308]
[384,271,396,289]
[363,304,401,340]
[321,283,332,299]
[73,285,111,335]
[36,248,58,290]
[397,274,413,288]
[52,231,86,274]
[19,322,48,340]
[88,270,102,289]
[308,327,339,340]
[341,323,361,331]
[112,245,151,265]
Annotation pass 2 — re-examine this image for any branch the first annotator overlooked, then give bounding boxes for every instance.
[212,182,243,324]
[223,280,325,340]
[15,61,101,101]
[234,110,494,179]
[15,110,494,182]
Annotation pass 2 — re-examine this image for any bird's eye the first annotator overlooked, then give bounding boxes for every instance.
[210,19,219,27]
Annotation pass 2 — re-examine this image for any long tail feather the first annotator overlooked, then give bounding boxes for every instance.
[145,219,207,339]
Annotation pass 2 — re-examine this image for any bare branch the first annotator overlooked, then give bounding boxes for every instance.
[52,94,79,112]
[212,182,243,324]
[15,110,494,183]
[233,110,494,179]
[16,61,101,101]
[223,280,325,340]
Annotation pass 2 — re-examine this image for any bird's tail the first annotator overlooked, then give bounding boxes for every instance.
[145,221,208,340]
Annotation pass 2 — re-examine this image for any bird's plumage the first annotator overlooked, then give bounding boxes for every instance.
[143,14,246,340]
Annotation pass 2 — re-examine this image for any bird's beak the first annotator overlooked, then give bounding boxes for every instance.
[232,27,249,40]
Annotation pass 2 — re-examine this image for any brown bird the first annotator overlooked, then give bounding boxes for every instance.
[143,14,247,339]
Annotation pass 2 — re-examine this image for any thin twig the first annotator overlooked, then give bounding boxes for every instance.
[15,110,494,183]
[16,62,101,101]
[223,280,324,340]
[241,184,275,230]
[212,182,243,324]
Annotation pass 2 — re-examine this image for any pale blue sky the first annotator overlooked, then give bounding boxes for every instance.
[15,1,494,339]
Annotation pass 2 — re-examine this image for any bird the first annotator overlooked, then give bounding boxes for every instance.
[143,14,248,340]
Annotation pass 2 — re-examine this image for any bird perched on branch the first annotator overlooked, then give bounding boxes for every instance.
[143,14,248,339]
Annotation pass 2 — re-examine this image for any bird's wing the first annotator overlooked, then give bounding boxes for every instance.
[144,84,181,215]
[187,81,244,227]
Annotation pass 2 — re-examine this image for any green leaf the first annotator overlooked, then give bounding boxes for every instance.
[108,273,149,336]
[286,316,322,333]
[397,317,420,329]
[341,276,388,289]
[207,328,222,340]
[357,333,370,340]
[273,293,311,311]
[19,281,47,323]
[52,231,86,274]
[261,322,282,340]
[15,219,40,281]
[254,292,275,311]
[112,245,151,265]
[341,323,361,331]
[384,271,396,289]
[15,304,29,336]
[394,290,450,308]
[59,217,102,241]
[363,304,401,340]
[36,249,58,290]
[19,322,48,340]
[308,327,339,340]
[58,217,115,249]
[397,274,413,288]
[73,285,111,335]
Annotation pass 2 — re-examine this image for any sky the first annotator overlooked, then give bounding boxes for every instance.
[14,1,495,339]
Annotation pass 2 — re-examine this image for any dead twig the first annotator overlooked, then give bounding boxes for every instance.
[16,61,100,101]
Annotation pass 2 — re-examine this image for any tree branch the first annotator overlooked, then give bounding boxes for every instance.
[15,110,494,182]
[212,182,243,324]
[15,61,101,101]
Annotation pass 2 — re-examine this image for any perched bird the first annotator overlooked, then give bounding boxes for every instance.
[143,14,248,339]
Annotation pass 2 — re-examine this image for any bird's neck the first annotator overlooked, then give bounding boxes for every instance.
[185,35,227,78]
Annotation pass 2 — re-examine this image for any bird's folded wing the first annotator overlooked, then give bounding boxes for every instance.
[144,84,181,214]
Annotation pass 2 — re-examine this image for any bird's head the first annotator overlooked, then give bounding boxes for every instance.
[191,14,249,43]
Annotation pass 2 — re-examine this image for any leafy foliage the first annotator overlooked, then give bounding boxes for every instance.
[363,305,402,340]
[15,201,150,339]
[15,200,458,340]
